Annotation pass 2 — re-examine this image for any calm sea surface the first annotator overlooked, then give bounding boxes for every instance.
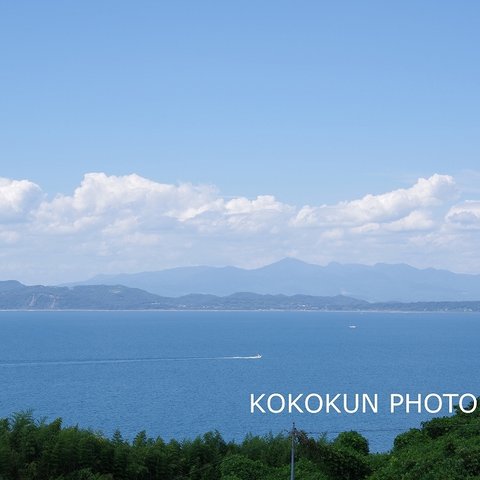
[0,311,479,452]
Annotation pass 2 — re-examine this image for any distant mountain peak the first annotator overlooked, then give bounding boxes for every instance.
[271,257,308,265]
[64,260,480,302]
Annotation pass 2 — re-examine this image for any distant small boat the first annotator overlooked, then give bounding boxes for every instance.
[253,353,262,359]
[348,325,357,329]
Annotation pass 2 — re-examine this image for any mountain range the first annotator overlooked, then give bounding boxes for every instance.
[1,280,480,311]
[70,258,480,302]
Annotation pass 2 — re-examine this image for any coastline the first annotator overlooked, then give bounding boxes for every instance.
[0,308,477,313]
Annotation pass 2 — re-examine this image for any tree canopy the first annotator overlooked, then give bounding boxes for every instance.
[0,400,479,479]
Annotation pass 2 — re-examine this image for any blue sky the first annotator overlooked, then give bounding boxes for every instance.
[2,1,479,203]
[1,1,480,282]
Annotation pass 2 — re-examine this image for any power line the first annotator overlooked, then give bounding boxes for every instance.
[290,422,296,480]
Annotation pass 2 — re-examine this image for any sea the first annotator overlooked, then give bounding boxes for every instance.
[0,311,479,452]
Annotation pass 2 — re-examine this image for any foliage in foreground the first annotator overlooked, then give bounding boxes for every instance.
[0,401,479,480]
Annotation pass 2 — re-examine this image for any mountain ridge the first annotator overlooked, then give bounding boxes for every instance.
[66,258,480,302]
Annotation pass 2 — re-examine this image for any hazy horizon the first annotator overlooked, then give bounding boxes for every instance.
[2,256,478,305]
[0,256,475,287]
[74,256,480,283]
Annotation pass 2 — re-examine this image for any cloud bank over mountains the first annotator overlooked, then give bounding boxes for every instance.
[0,171,478,284]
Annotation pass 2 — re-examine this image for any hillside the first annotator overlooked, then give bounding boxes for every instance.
[1,281,480,311]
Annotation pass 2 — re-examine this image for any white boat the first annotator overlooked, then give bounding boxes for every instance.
[348,325,357,329]
[253,353,262,359]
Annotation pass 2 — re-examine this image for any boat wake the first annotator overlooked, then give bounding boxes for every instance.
[0,354,262,367]
[220,354,262,360]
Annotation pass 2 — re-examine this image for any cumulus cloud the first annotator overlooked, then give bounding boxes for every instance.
[384,210,436,232]
[34,173,221,233]
[446,201,480,229]
[0,177,43,222]
[33,172,293,236]
[0,171,478,283]
[293,174,457,227]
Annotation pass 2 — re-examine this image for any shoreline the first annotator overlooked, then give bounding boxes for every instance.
[0,308,478,313]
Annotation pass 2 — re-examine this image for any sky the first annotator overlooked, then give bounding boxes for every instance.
[1,1,480,283]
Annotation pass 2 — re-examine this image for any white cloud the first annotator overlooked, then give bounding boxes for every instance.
[0,177,43,222]
[384,210,436,232]
[446,201,480,229]
[33,173,294,237]
[34,172,221,233]
[293,174,457,227]
[0,171,478,283]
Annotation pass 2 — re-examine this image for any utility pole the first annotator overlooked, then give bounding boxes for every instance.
[290,422,296,480]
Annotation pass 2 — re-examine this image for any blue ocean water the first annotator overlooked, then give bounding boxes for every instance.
[0,311,479,452]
